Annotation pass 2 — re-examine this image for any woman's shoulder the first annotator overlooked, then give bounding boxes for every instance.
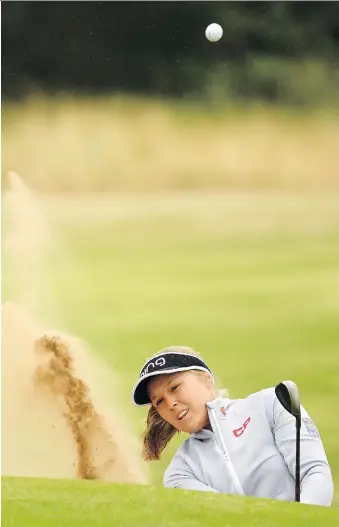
[222,386,276,407]
[246,385,276,402]
[245,382,299,406]
[243,382,299,422]
[225,386,279,417]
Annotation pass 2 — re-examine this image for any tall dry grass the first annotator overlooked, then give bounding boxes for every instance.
[2,95,338,193]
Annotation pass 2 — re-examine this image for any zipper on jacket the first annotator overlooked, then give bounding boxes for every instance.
[210,407,245,495]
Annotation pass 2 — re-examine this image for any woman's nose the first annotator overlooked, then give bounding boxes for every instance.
[169,398,178,409]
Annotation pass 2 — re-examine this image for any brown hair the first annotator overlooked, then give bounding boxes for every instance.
[141,346,226,461]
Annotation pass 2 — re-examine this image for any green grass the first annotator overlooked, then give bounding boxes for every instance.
[2,191,339,525]
[2,476,338,527]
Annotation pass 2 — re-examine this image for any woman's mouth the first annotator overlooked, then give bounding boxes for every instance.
[177,409,189,420]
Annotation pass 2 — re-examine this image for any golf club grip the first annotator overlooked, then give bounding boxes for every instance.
[296,419,301,502]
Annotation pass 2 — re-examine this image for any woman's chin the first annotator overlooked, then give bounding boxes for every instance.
[178,417,204,434]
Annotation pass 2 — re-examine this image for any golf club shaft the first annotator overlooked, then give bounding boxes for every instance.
[295,415,301,502]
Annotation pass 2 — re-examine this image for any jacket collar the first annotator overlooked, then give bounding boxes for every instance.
[190,396,233,439]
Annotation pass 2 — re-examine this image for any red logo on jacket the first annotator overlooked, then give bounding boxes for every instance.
[233,417,251,437]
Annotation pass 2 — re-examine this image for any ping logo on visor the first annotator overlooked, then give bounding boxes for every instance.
[132,352,213,406]
[140,357,166,377]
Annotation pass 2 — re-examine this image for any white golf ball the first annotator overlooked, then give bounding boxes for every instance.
[205,23,223,43]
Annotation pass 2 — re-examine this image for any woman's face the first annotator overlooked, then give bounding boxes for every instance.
[147,370,217,433]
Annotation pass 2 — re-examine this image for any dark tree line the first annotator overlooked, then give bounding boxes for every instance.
[2,1,339,103]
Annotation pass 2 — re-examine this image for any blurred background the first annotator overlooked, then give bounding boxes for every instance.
[2,1,338,503]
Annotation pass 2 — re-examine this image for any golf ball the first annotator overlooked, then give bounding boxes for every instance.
[205,23,223,43]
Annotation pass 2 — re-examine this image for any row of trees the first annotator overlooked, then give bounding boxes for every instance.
[2,2,339,104]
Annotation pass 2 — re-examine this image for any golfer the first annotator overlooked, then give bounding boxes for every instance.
[132,346,333,506]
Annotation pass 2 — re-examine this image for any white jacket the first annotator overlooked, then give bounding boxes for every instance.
[164,387,334,506]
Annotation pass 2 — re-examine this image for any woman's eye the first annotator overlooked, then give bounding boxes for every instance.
[156,398,163,407]
[171,384,179,391]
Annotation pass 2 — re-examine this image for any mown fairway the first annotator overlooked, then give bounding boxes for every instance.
[2,475,339,527]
